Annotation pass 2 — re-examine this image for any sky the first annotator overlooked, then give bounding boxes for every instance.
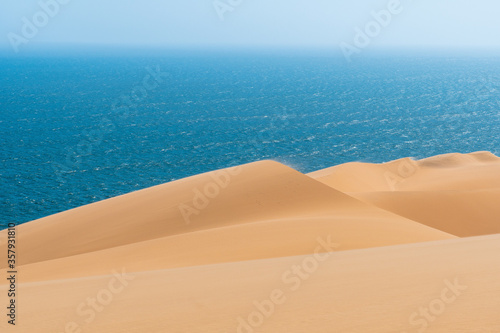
[0,0,499,53]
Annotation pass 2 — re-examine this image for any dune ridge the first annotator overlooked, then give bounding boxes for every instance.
[309,151,500,236]
[1,151,499,332]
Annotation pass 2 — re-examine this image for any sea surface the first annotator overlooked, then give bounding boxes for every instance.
[1,51,500,228]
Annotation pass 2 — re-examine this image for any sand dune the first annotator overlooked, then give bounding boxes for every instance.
[2,235,499,332]
[309,151,500,237]
[1,160,453,269]
[8,213,456,283]
[1,151,499,332]
[309,151,500,192]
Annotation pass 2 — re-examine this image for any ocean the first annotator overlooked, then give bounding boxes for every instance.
[1,50,500,228]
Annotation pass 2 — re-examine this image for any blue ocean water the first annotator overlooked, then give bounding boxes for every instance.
[1,51,500,228]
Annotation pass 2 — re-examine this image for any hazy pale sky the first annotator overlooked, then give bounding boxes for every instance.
[1,0,499,52]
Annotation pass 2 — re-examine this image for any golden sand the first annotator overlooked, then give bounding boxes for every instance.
[1,152,499,332]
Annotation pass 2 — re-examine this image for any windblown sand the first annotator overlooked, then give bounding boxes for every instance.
[1,151,499,332]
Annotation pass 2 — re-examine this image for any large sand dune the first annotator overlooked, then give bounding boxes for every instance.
[1,152,499,332]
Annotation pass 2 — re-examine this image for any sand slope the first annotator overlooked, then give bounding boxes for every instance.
[0,151,499,332]
[1,235,500,332]
[355,189,500,236]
